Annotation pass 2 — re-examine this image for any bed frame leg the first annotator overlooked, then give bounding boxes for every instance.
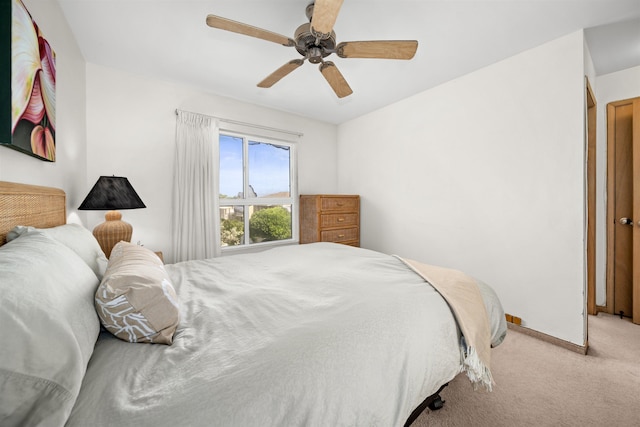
[404,382,449,426]
[427,394,445,410]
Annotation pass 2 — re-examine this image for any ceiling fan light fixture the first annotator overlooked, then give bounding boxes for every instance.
[307,46,324,64]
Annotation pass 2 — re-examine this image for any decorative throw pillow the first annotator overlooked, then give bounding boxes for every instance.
[0,232,101,426]
[95,241,180,345]
[7,223,108,280]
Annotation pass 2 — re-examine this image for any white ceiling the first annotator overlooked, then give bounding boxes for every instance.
[57,0,640,124]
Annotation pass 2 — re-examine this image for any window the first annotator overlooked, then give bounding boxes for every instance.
[218,132,297,250]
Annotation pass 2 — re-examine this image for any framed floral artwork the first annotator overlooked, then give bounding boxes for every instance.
[1,0,56,162]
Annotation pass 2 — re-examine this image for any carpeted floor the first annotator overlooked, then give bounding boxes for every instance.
[413,313,640,426]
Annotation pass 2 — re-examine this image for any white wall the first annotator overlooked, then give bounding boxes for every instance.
[584,40,597,88]
[0,0,87,218]
[338,31,588,345]
[594,65,640,305]
[85,63,337,263]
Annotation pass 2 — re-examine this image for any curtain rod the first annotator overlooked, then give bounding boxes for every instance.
[175,108,303,137]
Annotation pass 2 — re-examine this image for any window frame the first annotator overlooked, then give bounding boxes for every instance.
[217,130,298,253]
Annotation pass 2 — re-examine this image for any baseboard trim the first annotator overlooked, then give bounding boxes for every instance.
[507,322,588,355]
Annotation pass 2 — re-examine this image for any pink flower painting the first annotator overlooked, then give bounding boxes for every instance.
[9,0,56,161]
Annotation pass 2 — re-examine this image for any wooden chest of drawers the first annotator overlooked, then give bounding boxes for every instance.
[299,195,360,247]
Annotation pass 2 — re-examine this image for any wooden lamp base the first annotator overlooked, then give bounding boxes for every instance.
[92,210,133,258]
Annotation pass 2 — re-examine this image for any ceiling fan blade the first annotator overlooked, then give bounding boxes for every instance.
[257,59,305,88]
[310,0,344,37]
[319,61,353,98]
[337,40,418,60]
[206,15,294,47]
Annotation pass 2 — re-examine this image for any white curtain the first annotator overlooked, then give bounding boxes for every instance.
[172,110,220,262]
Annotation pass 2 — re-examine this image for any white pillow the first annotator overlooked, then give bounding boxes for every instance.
[0,232,101,426]
[8,223,108,280]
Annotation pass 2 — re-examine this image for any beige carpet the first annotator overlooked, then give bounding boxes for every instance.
[413,313,640,426]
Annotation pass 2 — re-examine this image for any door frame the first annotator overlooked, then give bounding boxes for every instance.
[586,79,596,316]
[606,96,640,323]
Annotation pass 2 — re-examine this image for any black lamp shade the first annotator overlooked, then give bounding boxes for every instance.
[78,176,146,210]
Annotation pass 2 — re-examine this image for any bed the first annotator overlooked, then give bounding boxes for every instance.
[0,181,507,427]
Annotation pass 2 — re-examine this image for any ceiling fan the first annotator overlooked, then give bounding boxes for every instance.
[206,0,418,98]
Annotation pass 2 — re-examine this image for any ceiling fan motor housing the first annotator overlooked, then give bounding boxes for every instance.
[294,23,336,63]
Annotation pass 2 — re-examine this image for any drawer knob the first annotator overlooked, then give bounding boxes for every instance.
[337,217,345,222]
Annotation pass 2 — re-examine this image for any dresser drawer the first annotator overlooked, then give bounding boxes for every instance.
[320,213,359,228]
[320,196,359,212]
[320,227,359,243]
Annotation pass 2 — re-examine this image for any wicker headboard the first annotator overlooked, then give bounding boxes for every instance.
[0,181,66,246]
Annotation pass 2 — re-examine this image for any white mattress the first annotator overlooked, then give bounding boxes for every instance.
[67,243,505,426]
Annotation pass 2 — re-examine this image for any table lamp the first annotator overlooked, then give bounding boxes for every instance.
[78,176,146,258]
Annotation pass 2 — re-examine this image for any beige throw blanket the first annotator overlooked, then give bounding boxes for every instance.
[397,257,495,391]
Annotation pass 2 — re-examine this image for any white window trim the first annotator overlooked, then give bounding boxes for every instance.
[217,130,299,254]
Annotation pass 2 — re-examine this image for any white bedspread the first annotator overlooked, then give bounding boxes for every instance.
[67,243,505,427]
